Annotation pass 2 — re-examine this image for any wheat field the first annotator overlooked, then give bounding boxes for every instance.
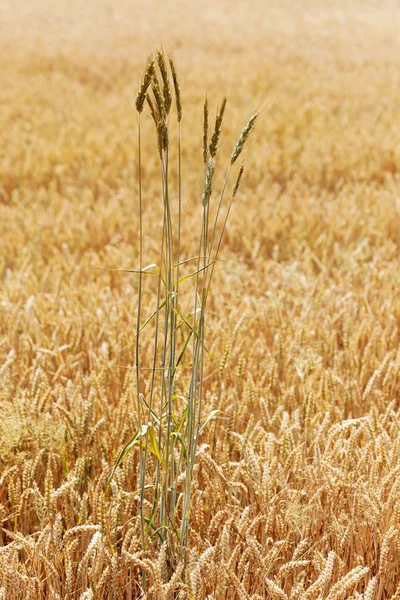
[1,1,400,598]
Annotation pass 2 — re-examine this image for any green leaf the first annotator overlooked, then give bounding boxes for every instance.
[178,261,215,285]
[177,407,188,432]
[145,487,159,533]
[199,409,220,434]
[96,263,159,275]
[173,307,201,334]
[142,263,159,273]
[175,330,193,371]
[107,429,141,486]
[171,431,187,460]
[140,393,160,425]
[147,424,163,466]
[148,523,166,541]
[122,294,170,351]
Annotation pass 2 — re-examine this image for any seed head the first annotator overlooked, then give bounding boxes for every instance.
[209,97,227,158]
[146,93,159,126]
[152,74,165,120]
[169,56,182,122]
[135,58,155,113]
[157,50,172,115]
[231,114,257,165]
[203,98,209,164]
[202,158,215,207]
[233,164,244,197]
[146,94,164,158]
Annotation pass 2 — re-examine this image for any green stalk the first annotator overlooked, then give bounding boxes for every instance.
[160,140,175,535]
[204,170,237,312]
[193,166,234,464]
[157,152,169,537]
[153,157,168,535]
[170,120,182,523]
[136,112,145,552]
[180,160,209,558]
[198,169,212,415]
[207,165,232,268]
[146,189,165,535]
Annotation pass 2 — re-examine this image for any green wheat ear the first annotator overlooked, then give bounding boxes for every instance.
[233,164,245,197]
[209,97,227,158]
[169,56,182,122]
[157,50,172,115]
[203,98,209,165]
[231,114,258,165]
[135,58,155,113]
[202,158,215,207]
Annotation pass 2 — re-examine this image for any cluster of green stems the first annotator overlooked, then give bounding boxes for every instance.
[109,51,256,572]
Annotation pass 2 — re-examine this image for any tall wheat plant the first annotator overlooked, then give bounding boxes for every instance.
[109,50,257,568]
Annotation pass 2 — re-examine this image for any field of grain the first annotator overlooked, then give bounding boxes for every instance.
[1,1,400,598]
